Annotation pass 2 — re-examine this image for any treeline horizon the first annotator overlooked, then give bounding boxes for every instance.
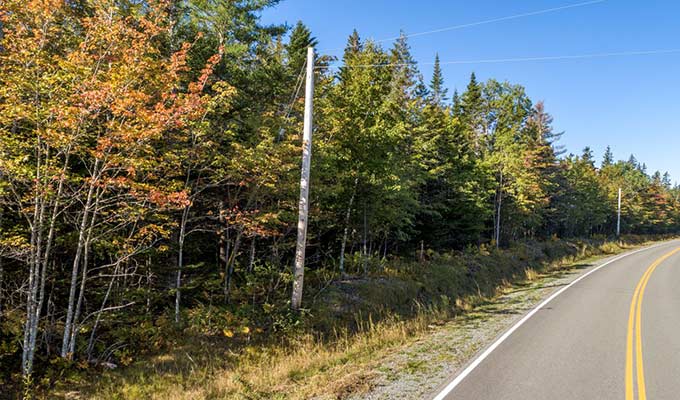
[1,0,679,387]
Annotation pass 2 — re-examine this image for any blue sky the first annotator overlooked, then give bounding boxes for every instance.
[260,0,680,182]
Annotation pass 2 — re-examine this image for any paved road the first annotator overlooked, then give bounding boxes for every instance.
[433,240,680,400]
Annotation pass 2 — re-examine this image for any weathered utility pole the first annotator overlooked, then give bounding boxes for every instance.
[617,187,622,237]
[291,47,314,310]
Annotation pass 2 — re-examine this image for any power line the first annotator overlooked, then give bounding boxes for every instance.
[321,0,606,53]
[278,60,307,141]
[318,49,680,69]
[285,60,307,119]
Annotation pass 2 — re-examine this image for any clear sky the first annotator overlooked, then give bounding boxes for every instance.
[260,0,680,183]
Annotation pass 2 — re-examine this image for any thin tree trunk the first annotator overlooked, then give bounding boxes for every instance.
[219,201,230,296]
[248,237,256,273]
[223,189,256,302]
[146,256,152,314]
[68,188,101,355]
[61,160,99,358]
[86,263,119,362]
[0,253,3,318]
[28,149,69,369]
[175,204,190,324]
[222,229,231,296]
[383,235,388,259]
[22,140,44,377]
[339,178,358,277]
[0,209,3,318]
[362,203,368,276]
[224,228,243,301]
[37,151,69,334]
[495,169,503,249]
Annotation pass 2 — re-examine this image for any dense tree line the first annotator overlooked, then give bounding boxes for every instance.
[1,0,679,384]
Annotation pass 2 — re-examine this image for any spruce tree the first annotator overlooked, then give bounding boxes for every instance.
[428,54,448,106]
[388,31,419,102]
[582,147,595,166]
[459,72,485,151]
[345,29,362,55]
[339,30,362,84]
[286,21,318,75]
[452,89,462,116]
[663,172,672,188]
[602,145,614,167]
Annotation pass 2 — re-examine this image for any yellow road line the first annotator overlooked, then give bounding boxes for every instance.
[625,247,680,400]
[626,264,650,400]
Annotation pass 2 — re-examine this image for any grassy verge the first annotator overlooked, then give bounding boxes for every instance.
[54,235,673,399]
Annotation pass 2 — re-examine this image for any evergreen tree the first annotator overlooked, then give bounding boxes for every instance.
[452,89,462,116]
[286,21,318,75]
[428,54,448,106]
[459,72,485,152]
[663,172,672,189]
[582,147,595,166]
[602,145,614,167]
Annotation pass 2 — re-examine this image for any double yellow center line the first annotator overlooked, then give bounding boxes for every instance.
[625,247,680,400]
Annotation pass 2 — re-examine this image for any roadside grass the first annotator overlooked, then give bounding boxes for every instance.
[63,310,450,399]
[57,235,671,400]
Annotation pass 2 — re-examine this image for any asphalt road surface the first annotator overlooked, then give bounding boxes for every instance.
[433,240,680,400]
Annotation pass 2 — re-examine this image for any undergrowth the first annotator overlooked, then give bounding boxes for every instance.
[51,235,671,399]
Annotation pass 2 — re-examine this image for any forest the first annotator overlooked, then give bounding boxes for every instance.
[1,0,679,394]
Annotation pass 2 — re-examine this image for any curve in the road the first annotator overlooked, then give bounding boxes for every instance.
[432,240,680,400]
[626,247,680,400]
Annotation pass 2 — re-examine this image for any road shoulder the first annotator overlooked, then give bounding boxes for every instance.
[350,244,665,400]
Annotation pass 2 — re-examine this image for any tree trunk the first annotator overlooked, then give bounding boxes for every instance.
[339,178,358,277]
[224,228,243,302]
[219,201,230,296]
[495,169,503,249]
[68,188,101,355]
[0,253,3,318]
[383,235,388,259]
[0,209,3,318]
[175,204,190,324]
[362,204,368,275]
[61,159,99,358]
[248,237,256,273]
[22,141,45,377]
[86,263,119,362]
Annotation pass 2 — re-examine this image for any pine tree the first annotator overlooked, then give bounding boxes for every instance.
[582,147,595,166]
[345,29,362,55]
[388,31,419,103]
[428,54,448,106]
[339,30,362,84]
[286,21,318,76]
[452,89,462,116]
[459,72,485,151]
[602,145,614,167]
[663,172,672,189]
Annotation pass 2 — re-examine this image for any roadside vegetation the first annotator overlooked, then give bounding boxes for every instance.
[1,1,680,398]
[57,235,665,399]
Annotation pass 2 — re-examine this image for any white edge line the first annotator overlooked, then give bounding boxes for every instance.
[432,240,676,400]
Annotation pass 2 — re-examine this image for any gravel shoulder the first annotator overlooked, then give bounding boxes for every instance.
[349,253,623,400]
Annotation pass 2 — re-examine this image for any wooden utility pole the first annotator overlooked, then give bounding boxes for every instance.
[291,47,314,310]
[617,187,622,237]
